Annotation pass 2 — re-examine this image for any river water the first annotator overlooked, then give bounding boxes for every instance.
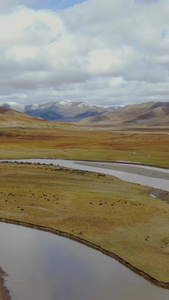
[1,159,169,299]
[1,222,169,300]
[9,158,169,191]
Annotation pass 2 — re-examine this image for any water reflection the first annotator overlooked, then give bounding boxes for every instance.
[1,222,169,300]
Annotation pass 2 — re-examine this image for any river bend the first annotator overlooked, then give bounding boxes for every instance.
[1,159,169,300]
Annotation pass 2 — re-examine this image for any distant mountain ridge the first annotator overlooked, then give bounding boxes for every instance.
[1,100,169,126]
[1,101,109,122]
[78,101,169,127]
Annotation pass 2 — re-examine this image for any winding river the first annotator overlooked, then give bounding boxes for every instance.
[1,159,169,300]
[9,158,169,191]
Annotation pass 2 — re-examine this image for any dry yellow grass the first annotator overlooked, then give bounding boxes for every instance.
[0,124,169,167]
[0,162,169,284]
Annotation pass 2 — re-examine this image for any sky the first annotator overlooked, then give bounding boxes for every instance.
[0,0,169,106]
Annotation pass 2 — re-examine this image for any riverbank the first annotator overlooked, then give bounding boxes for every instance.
[0,125,169,168]
[77,160,169,180]
[0,161,169,289]
[1,217,169,290]
[0,268,10,300]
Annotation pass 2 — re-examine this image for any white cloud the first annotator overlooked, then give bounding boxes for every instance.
[0,0,169,106]
[12,46,38,60]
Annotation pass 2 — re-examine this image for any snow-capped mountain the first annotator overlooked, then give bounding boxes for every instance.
[25,101,107,122]
[1,102,25,113]
[0,101,108,122]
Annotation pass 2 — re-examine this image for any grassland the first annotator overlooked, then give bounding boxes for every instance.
[0,122,169,167]
[0,121,169,290]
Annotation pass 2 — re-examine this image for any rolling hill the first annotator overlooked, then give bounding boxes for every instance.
[78,102,169,128]
[0,107,43,125]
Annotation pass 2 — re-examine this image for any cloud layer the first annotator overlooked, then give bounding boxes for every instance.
[0,0,169,106]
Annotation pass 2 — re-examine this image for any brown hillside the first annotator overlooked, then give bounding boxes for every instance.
[0,107,43,124]
[78,102,169,128]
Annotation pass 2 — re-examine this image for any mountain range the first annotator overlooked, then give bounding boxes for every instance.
[0,100,169,127]
[1,101,110,122]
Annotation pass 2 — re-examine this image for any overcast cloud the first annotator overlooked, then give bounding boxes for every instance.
[0,0,169,106]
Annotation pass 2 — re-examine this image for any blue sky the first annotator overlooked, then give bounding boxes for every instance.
[24,0,88,10]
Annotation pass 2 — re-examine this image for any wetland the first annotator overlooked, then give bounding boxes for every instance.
[0,159,169,299]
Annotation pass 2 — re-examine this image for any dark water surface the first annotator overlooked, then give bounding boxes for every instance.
[1,222,169,300]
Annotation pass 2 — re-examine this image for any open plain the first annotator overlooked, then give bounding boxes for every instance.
[0,120,169,167]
